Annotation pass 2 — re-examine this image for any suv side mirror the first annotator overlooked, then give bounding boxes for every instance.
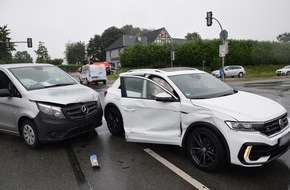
[155,92,177,102]
[0,89,11,97]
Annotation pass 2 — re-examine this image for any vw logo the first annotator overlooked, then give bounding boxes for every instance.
[81,105,89,115]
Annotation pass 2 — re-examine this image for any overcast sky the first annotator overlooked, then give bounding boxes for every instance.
[1,0,290,62]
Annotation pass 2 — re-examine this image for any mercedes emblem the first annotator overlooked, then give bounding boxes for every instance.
[81,105,89,114]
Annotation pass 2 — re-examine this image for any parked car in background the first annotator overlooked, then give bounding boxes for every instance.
[104,67,290,171]
[0,63,103,149]
[212,65,246,78]
[276,65,290,76]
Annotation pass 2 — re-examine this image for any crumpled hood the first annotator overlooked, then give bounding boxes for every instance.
[25,84,99,105]
[191,91,286,122]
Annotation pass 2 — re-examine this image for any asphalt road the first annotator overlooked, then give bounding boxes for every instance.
[0,78,290,190]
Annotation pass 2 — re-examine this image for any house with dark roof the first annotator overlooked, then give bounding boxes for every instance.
[106,27,186,69]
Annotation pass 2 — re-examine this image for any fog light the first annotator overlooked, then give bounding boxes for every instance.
[244,146,252,158]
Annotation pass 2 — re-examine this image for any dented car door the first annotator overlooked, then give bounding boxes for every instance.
[120,76,181,144]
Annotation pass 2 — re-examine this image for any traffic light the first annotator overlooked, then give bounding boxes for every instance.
[6,38,10,48]
[206,11,213,26]
[27,38,32,48]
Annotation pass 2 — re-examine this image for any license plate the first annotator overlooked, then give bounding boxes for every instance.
[279,132,290,146]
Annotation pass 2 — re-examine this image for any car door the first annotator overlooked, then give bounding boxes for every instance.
[0,71,21,132]
[225,66,235,77]
[120,76,181,145]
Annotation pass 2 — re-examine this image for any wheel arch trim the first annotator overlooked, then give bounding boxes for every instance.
[182,121,231,163]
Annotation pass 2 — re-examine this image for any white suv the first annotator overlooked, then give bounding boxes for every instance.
[276,65,290,76]
[104,67,290,171]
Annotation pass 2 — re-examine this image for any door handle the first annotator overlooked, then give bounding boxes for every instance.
[123,107,136,112]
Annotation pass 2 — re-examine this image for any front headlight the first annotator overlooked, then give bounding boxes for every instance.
[225,121,264,131]
[37,102,65,119]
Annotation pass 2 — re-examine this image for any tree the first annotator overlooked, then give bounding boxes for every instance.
[101,26,124,49]
[48,58,63,65]
[13,51,33,63]
[185,32,201,40]
[65,41,87,65]
[121,25,151,35]
[35,41,50,63]
[277,32,290,42]
[87,34,105,62]
[87,25,152,63]
[0,25,16,64]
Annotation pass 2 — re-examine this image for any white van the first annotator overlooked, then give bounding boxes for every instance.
[79,64,107,85]
[0,63,103,148]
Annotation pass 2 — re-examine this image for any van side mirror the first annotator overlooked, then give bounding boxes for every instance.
[0,89,11,97]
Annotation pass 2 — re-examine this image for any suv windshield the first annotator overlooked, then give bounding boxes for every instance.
[169,73,235,99]
[9,65,77,90]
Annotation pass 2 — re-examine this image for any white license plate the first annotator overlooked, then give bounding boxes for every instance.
[279,132,290,146]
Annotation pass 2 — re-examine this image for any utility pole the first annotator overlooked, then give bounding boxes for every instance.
[170,42,175,67]
[206,12,228,80]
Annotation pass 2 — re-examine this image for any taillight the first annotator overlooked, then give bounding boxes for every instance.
[104,89,107,97]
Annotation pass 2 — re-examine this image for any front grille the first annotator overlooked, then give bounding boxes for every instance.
[62,101,98,121]
[258,113,289,136]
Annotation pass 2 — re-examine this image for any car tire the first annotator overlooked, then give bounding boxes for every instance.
[187,127,226,171]
[22,120,40,149]
[287,71,290,76]
[79,78,83,84]
[105,107,124,136]
[238,72,243,78]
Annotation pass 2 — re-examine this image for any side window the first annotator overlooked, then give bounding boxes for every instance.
[0,71,21,98]
[0,71,10,89]
[122,77,144,98]
[121,76,168,100]
[147,80,165,100]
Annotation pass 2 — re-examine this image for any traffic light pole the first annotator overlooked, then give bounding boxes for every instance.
[206,12,227,80]
[0,38,32,48]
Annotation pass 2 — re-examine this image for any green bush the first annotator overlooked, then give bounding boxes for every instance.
[58,64,80,73]
[120,39,290,69]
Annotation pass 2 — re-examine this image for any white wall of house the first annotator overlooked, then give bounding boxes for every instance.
[106,48,123,69]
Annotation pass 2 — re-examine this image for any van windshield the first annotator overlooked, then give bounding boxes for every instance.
[9,65,77,90]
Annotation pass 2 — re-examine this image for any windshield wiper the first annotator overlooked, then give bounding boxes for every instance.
[44,83,74,88]
[218,90,237,97]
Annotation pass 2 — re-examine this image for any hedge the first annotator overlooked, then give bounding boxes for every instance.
[120,39,290,70]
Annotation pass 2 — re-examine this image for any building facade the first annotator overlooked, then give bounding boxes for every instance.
[106,27,185,69]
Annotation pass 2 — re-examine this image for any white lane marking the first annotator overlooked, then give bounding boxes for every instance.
[144,148,210,190]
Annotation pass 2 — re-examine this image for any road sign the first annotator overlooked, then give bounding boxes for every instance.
[219,45,226,57]
[220,30,228,41]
